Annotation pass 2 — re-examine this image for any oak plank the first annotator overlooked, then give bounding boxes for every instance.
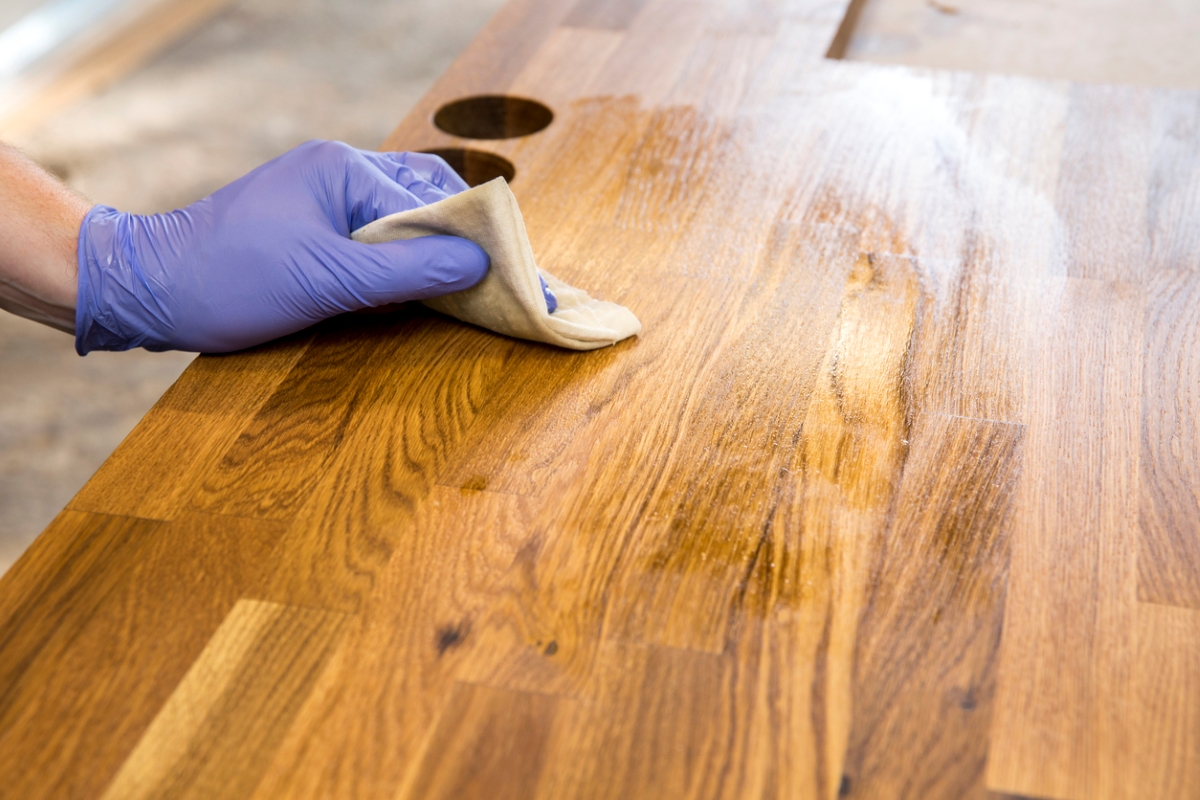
[1145,92,1200,273]
[435,294,636,498]
[535,643,731,800]
[399,682,563,800]
[449,274,750,694]
[602,227,859,653]
[68,333,311,520]
[573,0,709,107]
[248,487,539,800]
[842,413,1023,799]
[710,251,920,799]
[249,316,519,613]
[988,279,1142,800]
[896,73,1070,424]
[187,314,416,522]
[1139,269,1200,607]
[0,511,285,800]
[506,109,670,271]
[1056,85,1153,283]
[100,599,349,800]
[0,512,162,708]
[1126,603,1200,799]
[665,32,775,119]
[506,26,624,106]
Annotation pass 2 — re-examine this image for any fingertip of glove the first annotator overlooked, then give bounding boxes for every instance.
[360,234,489,297]
[417,235,489,292]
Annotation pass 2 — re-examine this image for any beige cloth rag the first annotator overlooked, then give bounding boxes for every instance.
[351,178,641,350]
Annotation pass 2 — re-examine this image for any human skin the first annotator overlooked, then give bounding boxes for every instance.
[0,142,89,333]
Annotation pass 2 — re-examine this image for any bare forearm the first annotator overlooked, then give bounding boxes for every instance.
[0,142,91,332]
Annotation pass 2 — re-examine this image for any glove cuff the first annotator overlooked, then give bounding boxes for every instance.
[75,206,173,354]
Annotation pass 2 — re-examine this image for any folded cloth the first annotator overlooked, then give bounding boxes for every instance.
[351,177,641,350]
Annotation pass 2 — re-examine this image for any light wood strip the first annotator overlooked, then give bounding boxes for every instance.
[1055,85,1153,283]
[100,599,349,800]
[896,74,1069,424]
[715,251,920,799]
[664,32,775,119]
[1127,603,1200,799]
[1145,92,1200,273]
[575,0,709,106]
[1139,269,1200,607]
[507,27,624,106]
[988,279,1142,799]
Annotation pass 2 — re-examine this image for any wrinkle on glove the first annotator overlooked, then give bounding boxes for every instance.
[351,178,641,351]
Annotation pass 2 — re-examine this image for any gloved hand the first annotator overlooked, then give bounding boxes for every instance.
[75,140,490,354]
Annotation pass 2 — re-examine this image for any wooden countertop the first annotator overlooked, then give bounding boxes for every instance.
[3,0,1199,797]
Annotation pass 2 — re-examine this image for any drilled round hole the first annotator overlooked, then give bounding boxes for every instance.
[433,95,553,140]
[421,148,515,187]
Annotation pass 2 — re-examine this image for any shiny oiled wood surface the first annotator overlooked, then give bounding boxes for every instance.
[3,0,1200,798]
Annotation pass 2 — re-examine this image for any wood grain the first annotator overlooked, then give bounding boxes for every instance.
[0,511,285,800]
[248,486,539,800]
[188,317,397,522]
[1128,603,1200,799]
[988,279,1142,799]
[251,313,519,613]
[3,0,1199,796]
[400,682,562,800]
[101,599,349,800]
[607,247,913,655]
[535,643,731,799]
[1139,269,1200,608]
[69,332,312,520]
[842,412,1023,799]
[1056,86,1153,284]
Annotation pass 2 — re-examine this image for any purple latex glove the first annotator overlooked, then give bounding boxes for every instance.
[75,140,489,354]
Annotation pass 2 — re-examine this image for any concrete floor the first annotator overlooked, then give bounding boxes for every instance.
[0,0,503,576]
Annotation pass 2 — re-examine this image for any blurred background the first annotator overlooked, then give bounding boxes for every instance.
[2,0,1198,576]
